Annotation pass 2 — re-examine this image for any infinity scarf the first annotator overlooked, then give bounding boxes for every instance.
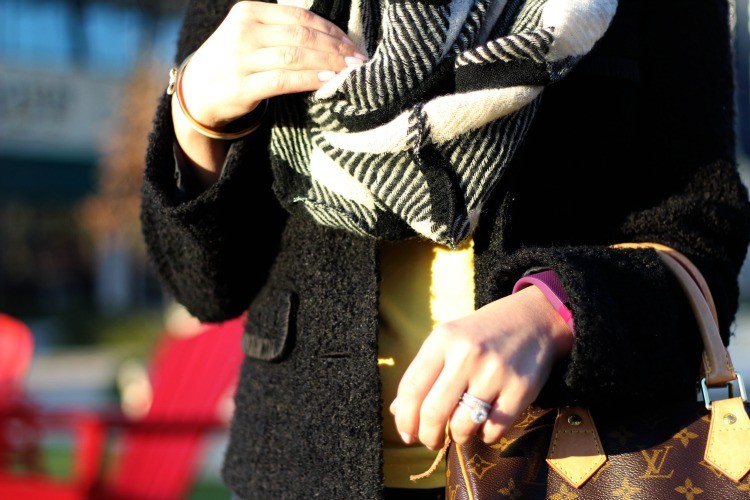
[269,0,618,248]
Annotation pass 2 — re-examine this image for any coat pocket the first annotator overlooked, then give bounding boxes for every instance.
[241,287,298,362]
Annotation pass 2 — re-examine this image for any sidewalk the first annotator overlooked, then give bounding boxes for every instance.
[25,345,122,410]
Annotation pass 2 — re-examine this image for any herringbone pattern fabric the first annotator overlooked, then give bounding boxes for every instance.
[270,0,618,247]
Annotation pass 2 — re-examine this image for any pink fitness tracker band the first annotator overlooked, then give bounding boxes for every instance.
[512,270,574,333]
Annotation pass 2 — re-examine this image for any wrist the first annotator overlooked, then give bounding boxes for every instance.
[171,94,229,187]
[167,52,267,140]
[514,285,574,360]
[513,270,573,333]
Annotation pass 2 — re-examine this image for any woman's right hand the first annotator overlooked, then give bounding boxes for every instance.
[172,1,366,185]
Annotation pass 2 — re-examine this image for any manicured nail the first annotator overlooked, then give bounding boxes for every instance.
[345,56,363,67]
[353,52,368,61]
[342,36,355,46]
[318,70,336,82]
[400,432,415,444]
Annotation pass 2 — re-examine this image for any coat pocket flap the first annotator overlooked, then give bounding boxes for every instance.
[241,288,297,362]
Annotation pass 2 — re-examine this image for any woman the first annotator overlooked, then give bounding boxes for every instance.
[140,0,750,497]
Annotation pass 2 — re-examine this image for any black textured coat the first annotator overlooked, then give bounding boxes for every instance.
[140,0,750,497]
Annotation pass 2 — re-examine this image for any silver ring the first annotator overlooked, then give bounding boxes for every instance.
[458,392,492,425]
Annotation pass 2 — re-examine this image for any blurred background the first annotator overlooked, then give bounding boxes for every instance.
[0,0,236,497]
[1,0,750,498]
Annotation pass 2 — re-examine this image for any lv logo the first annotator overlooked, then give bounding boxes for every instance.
[640,446,675,479]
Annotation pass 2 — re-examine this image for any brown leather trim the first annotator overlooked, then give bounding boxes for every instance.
[705,397,750,482]
[455,443,475,500]
[546,406,606,488]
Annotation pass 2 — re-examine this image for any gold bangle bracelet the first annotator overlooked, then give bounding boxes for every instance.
[166,52,268,140]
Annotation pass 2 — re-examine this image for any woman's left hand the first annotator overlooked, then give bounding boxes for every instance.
[389,285,574,450]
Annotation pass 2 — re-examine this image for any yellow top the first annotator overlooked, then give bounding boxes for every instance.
[378,236,475,489]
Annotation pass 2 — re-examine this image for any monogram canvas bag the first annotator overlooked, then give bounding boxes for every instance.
[445,243,750,499]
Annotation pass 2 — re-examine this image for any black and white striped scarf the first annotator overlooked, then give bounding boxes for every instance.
[270,0,618,248]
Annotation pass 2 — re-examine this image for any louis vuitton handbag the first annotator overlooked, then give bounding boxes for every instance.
[444,243,750,499]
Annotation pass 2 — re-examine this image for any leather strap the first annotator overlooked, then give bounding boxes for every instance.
[546,406,606,487]
[611,242,735,385]
[612,243,749,482]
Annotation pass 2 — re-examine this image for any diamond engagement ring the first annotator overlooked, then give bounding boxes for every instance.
[458,392,492,425]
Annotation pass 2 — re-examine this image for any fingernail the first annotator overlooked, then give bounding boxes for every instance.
[400,432,415,444]
[353,52,368,61]
[342,36,355,46]
[345,56,363,67]
[318,70,336,82]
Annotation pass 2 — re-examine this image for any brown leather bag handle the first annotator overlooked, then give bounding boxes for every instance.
[611,242,735,386]
[548,242,747,489]
[612,243,750,483]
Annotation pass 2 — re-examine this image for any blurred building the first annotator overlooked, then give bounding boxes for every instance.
[0,0,186,320]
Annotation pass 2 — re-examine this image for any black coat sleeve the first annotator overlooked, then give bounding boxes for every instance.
[474,0,750,409]
[140,0,287,322]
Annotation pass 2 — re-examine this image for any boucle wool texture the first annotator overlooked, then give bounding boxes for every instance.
[271,0,618,247]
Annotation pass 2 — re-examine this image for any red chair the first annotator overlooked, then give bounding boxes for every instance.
[96,315,245,499]
[0,313,41,474]
[0,408,106,500]
[0,313,34,407]
[0,313,103,499]
[0,313,246,500]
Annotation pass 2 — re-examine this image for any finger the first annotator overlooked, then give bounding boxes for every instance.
[243,68,347,99]
[235,1,351,41]
[391,337,445,446]
[479,383,532,444]
[448,388,498,445]
[246,46,365,74]
[251,23,365,59]
[416,361,472,450]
